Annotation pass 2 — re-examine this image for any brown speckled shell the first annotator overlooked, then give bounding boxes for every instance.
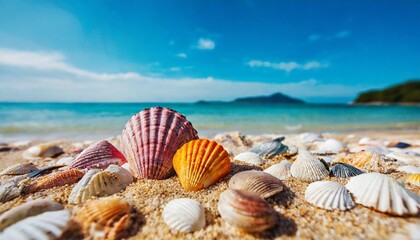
[228,170,283,198]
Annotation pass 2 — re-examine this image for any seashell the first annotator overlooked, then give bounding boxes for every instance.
[405,174,420,187]
[229,170,283,198]
[290,150,329,182]
[339,150,387,172]
[305,181,355,210]
[27,165,64,178]
[346,173,420,216]
[387,141,411,149]
[387,152,420,166]
[173,139,230,191]
[69,165,133,204]
[249,137,288,158]
[121,107,198,179]
[0,199,63,231]
[233,152,264,165]
[263,160,292,180]
[330,162,365,178]
[314,139,346,154]
[397,165,420,174]
[0,163,38,176]
[56,156,73,165]
[319,156,334,164]
[299,132,322,143]
[0,181,22,203]
[27,168,84,193]
[74,197,132,239]
[69,140,126,170]
[217,189,277,232]
[358,137,382,146]
[23,143,63,160]
[163,198,205,233]
[0,210,70,240]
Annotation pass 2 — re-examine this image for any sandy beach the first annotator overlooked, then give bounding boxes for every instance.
[0,129,419,239]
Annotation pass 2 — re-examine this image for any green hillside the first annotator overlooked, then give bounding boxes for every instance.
[355,80,420,104]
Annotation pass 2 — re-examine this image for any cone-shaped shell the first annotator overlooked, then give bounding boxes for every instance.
[397,165,420,174]
[233,152,264,165]
[290,150,329,182]
[0,210,70,240]
[305,181,355,210]
[405,174,420,187]
[74,197,132,239]
[339,150,387,172]
[228,170,283,198]
[27,169,84,193]
[163,198,205,233]
[249,137,288,158]
[173,139,230,191]
[0,163,38,176]
[121,107,198,179]
[264,160,292,180]
[0,199,63,231]
[69,140,126,170]
[330,162,365,178]
[346,173,420,216]
[69,165,133,204]
[217,189,277,232]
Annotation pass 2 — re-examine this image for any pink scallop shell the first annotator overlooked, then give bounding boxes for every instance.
[121,107,198,179]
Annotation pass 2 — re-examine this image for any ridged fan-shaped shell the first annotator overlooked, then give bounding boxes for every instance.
[163,198,205,233]
[69,165,133,204]
[228,170,283,198]
[339,150,387,172]
[27,169,84,193]
[173,139,230,191]
[397,165,420,174]
[346,173,420,216]
[0,210,70,240]
[69,140,126,170]
[233,152,264,165]
[290,150,329,182]
[0,163,38,176]
[330,162,365,178]
[263,160,292,180]
[305,181,355,210]
[121,107,198,179]
[249,137,288,158]
[217,189,277,232]
[405,174,420,187]
[0,199,63,231]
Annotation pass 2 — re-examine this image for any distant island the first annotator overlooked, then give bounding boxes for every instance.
[196,92,304,104]
[354,80,420,104]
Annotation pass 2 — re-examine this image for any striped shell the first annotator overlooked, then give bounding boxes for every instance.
[330,162,365,178]
[0,210,70,240]
[339,150,387,172]
[305,181,355,210]
[263,160,292,180]
[74,197,132,240]
[249,137,288,158]
[69,165,133,204]
[163,198,205,233]
[233,152,264,165]
[405,174,420,187]
[397,165,420,174]
[346,173,420,216]
[217,189,277,232]
[290,150,329,182]
[27,168,84,193]
[173,139,230,191]
[228,170,283,198]
[0,199,63,231]
[0,163,38,176]
[69,140,126,170]
[121,107,198,179]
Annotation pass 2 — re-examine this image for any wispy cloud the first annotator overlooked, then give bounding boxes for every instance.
[247,60,327,73]
[308,30,351,42]
[196,38,215,50]
[176,53,187,58]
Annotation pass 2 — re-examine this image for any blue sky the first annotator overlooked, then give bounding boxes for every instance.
[0,0,419,102]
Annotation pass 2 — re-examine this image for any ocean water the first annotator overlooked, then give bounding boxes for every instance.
[0,102,419,141]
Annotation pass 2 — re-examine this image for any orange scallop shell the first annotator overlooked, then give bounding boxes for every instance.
[173,139,231,191]
[28,169,84,193]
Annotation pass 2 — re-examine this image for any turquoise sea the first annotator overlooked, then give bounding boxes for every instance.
[0,103,419,141]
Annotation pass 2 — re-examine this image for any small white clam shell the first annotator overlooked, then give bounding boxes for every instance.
[346,173,420,216]
[290,150,329,182]
[163,198,205,233]
[233,152,264,165]
[305,181,355,210]
[0,210,70,240]
[397,165,420,174]
[263,160,292,180]
[314,139,346,154]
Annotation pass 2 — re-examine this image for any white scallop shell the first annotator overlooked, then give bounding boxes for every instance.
[263,160,292,180]
[397,165,420,174]
[163,198,205,233]
[0,210,70,240]
[305,181,355,210]
[233,152,264,165]
[346,173,420,216]
[314,139,346,154]
[68,165,133,204]
[290,150,329,182]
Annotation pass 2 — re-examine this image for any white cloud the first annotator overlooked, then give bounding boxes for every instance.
[308,30,351,42]
[197,38,215,50]
[247,60,327,73]
[176,53,187,58]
